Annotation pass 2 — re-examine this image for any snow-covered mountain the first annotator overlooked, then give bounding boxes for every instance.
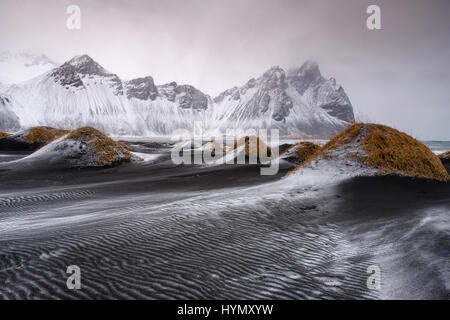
[1,54,354,137]
[213,61,354,136]
[4,55,212,135]
[0,51,57,84]
[0,94,21,132]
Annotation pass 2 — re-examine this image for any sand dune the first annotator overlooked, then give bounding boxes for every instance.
[0,141,448,299]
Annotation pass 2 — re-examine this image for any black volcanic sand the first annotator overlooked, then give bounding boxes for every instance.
[0,151,31,163]
[0,142,448,299]
[441,159,450,174]
[0,139,43,151]
[329,176,450,299]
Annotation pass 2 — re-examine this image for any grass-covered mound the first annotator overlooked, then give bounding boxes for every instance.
[0,131,12,138]
[62,127,136,166]
[228,136,272,162]
[21,127,136,167]
[290,123,449,181]
[0,126,69,150]
[281,142,320,165]
[24,126,69,145]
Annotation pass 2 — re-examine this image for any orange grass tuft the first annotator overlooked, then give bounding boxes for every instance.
[23,126,69,144]
[0,131,12,138]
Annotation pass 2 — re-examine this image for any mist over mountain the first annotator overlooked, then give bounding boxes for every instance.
[0,51,57,84]
[1,54,354,137]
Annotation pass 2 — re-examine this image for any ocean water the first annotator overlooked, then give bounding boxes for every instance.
[422,141,450,155]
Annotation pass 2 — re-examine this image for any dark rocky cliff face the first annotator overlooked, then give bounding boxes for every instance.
[287,61,354,123]
[175,84,209,110]
[50,55,123,95]
[158,82,209,110]
[125,76,159,101]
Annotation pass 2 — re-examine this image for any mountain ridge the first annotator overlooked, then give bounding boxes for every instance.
[1,54,354,137]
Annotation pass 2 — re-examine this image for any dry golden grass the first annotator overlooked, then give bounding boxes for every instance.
[362,124,448,181]
[230,136,272,160]
[0,131,12,138]
[320,123,365,157]
[65,127,134,166]
[288,124,364,175]
[288,123,449,181]
[284,142,320,163]
[23,126,69,144]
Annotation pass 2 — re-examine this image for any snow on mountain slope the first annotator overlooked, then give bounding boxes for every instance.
[287,61,354,123]
[213,61,354,136]
[0,94,21,132]
[4,55,354,137]
[5,55,212,135]
[0,51,57,84]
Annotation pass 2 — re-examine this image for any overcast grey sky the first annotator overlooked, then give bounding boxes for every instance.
[1,0,449,139]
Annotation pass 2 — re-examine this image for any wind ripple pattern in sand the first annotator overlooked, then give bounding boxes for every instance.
[0,190,95,210]
[0,185,379,300]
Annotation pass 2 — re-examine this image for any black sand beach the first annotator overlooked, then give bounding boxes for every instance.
[0,142,448,299]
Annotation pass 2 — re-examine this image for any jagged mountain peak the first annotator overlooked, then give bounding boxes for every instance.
[299,60,320,73]
[49,55,123,94]
[287,60,322,84]
[260,66,286,83]
[259,66,287,90]
[133,75,155,82]
[63,54,109,76]
[263,65,285,75]
[286,60,326,97]
[67,54,95,64]
[211,60,355,136]
[4,55,355,137]
[286,60,354,123]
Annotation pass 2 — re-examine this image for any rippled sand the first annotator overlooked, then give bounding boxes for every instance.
[0,144,448,299]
